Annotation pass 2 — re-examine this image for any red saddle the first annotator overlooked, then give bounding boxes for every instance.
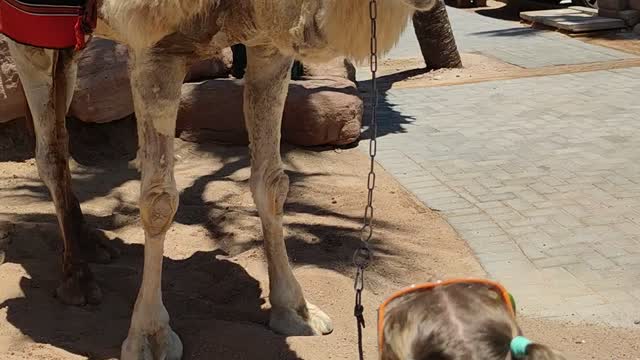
[0,0,96,50]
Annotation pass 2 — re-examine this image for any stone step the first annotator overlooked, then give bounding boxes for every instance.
[521,8,626,32]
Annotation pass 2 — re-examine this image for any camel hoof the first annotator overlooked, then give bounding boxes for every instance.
[270,302,333,336]
[83,227,121,264]
[121,326,183,360]
[55,272,102,305]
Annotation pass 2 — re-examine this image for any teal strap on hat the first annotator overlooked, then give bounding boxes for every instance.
[510,336,532,358]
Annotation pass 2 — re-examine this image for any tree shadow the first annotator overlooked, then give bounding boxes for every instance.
[469,27,542,38]
[357,68,426,139]
[0,114,404,359]
[0,118,34,162]
[174,140,398,273]
[0,219,301,359]
[0,116,140,207]
[1,112,400,271]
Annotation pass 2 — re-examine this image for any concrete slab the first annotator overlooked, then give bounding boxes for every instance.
[521,8,626,32]
[568,6,599,15]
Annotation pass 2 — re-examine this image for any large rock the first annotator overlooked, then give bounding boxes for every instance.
[283,76,362,146]
[177,77,362,146]
[69,38,133,123]
[303,57,357,83]
[177,79,246,144]
[70,39,235,123]
[3,37,362,147]
[0,36,27,123]
[184,47,233,82]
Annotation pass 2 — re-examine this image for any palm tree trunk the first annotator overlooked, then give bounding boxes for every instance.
[413,2,462,70]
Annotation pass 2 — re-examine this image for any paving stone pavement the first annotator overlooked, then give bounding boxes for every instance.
[362,68,640,326]
[359,9,640,326]
[385,7,636,68]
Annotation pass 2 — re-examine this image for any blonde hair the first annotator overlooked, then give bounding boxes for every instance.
[381,283,567,360]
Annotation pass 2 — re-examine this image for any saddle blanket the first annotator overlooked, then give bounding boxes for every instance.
[0,0,95,49]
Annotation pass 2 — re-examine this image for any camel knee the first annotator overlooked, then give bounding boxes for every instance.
[250,168,289,217]
[140,187,178,236]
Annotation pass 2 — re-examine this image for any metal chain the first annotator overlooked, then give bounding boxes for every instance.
[354,0,377,359]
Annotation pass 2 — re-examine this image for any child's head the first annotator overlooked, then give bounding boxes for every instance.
[379,280,566,360]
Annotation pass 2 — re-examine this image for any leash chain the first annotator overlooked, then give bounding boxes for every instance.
[354,0,378,359]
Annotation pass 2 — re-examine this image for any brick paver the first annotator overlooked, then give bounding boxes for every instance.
[361,8,640,326]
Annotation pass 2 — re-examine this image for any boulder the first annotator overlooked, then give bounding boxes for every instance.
[184,47,233,82]
[3,36,362,146]
[282,76,362,146]
[177,76,362,146]
[70,40,236,124]
[303,57,357,83]
[178,78,247,145]
[69,38,133,123]
[0,36,27,123]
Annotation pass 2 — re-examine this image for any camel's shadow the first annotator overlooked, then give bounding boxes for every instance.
[0,220,300,359]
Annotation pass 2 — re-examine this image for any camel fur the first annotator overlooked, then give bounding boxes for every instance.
[7,0,437,358]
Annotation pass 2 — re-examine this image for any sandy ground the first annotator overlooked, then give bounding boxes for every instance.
[368,53,520,88]
[1,118,639,360]
[367,52,640,90]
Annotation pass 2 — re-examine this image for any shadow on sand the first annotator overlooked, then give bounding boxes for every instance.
[0,116,399,359]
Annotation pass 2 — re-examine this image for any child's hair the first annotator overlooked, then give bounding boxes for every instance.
[380,282,566,360]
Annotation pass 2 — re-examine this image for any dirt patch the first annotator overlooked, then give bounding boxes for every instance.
[0,118,639,359]
[369,52,520,88]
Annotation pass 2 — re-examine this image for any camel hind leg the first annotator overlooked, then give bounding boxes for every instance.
[8,40,117,305]
[244,45,333,336]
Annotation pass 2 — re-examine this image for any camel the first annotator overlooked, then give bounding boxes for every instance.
[7,0,436,358]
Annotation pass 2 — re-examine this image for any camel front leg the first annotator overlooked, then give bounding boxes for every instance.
[120,50,185,360]
[244,45,333,336]
[8,40,115,305]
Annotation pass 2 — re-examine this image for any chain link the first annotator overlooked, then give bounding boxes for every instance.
[353,0,378,273]
[354,2,378,359]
